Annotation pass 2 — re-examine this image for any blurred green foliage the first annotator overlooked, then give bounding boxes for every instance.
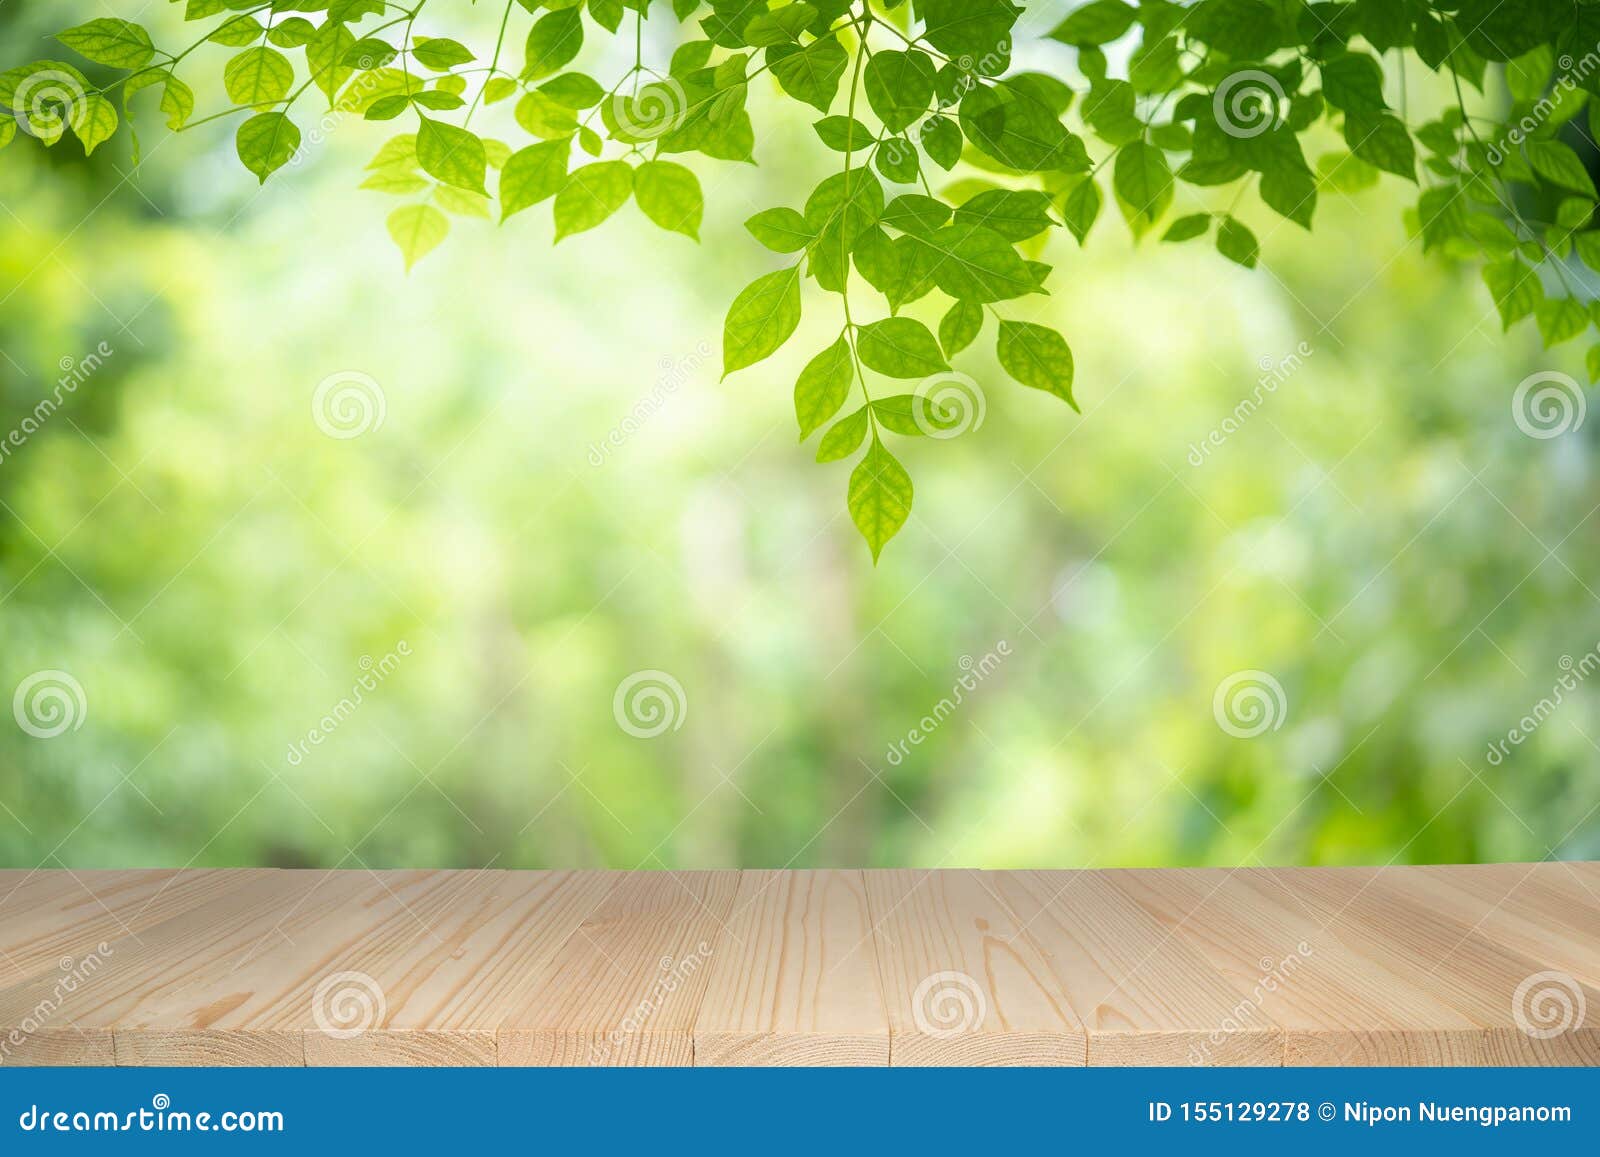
[0,2,1596,870]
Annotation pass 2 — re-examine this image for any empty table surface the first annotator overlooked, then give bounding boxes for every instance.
[0,865,1596,1066]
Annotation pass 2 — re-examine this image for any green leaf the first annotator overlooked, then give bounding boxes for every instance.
[1216,215,1259,267]
[920,224,1038,303]
[1321,52,1388,118]
[1163,213,1212,242]
[224,47,295,107]
[954,190,1055,241]
[959,80,1087,172]
[880,194,951,236]
[768,39,848,113]
[939,300,983,357]
[267,17,318,49]
[1048,0,1138,46]
[997,320,1076,408]
[856,317,949,378]
[1587,342,1600,385]
[210,15,264,48]
[387,203,449,270]
[920,0,1016,72]
[69,94,118,155]
[920,115,962,170]
[1059,177,1102,244]
[1482,259,1542,330]
[1113,141,1173,235]
[746,207,815,252]
[553,160,634,240]
[814,115,876,152]
[723,267,802,376]
[795,335,855,440]
[539,72,604,108]
[1345,113,1415,181]
[1526,140,1598,197]
[57,19,154,69]
[848,438,913,563]
[307,22,355,105]
[416,116,487,193]
[499,140,569,221]
[816,406,869,462]
[345,38,398,69]
[484,76,519,105]
[413,37,475,71]
[864,50,936,133]
[1535,296,1589,346]
[235,112,300,182]
[634,160,702,239]
[159,75,195,130]
[524,8,584,80]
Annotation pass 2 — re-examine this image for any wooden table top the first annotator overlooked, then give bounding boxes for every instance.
[0,865,1595,1066]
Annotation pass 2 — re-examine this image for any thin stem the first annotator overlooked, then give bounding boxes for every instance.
[465,0,517,126]
[842,7,876,419]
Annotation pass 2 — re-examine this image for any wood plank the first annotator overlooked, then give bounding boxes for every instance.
[111,870,618,1066]
[864,869,1084,1065]
[1271,866,1600,1064]
[1408,864,1600,988]
[0,870,358,1066]
[0,865,1592,1067]
[994,871,1282,1065]
[0,870,267,989]
[694,870,888,1066]
[497,871,737,1066]
[1109,867,1493,1065]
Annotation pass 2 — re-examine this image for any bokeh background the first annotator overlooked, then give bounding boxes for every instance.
[2,2,1596,871]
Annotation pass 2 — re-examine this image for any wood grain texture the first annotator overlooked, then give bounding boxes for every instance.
[865,869,1086,1065]
[694,870,888,1065]
[1109,867,1496,1065]
[0,865,1594,1066]
[1268,866,1600,1065]
[497,871,736,1066]
[995,870,1282,1065]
